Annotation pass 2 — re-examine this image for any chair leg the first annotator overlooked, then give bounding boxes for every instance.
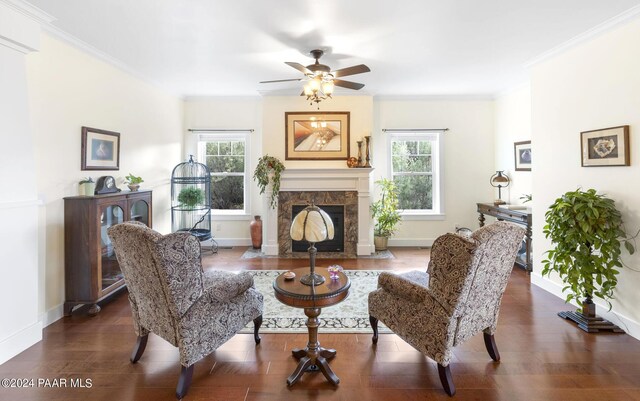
[483,332,501,361]
[369,315,379,344]
[437,363,456,396]
[176,364,194,399]
[130,334,148,363]
[253,315,262,345]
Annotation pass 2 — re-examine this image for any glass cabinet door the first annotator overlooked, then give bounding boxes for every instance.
[100,204,125,291]
[130,200,150,226]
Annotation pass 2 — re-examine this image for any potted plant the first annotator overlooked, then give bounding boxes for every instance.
[371,178,402,251]
[178,187,205,209]
[124,173,144,191]
[79,177,95,196]
[542,188,636,331]
[253,155,285,209]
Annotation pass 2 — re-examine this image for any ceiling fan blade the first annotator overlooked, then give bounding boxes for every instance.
[259,78,303,83]
[285,62,312,75]
[332,64,370,78]
[333,79,365,90]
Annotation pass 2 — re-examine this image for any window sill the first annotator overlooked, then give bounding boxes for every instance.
[211,212,252,221]
[400,212,445,221]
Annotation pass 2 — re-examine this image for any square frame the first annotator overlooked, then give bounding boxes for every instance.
[81,126,120,170]
[285,111,350,160]
[580,125,630,167]
[514,140,532,171]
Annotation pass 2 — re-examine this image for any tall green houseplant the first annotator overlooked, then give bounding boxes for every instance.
[542,188,635,323]
[371,178,402,251]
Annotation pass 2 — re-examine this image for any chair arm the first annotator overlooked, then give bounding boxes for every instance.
[203,271,255,303]
[378,272,432,304]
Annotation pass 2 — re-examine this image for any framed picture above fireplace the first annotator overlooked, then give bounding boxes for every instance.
[285,111,350,160]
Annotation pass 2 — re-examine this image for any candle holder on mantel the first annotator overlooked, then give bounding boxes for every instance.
[356,140,363,167]
[364,136,371,167]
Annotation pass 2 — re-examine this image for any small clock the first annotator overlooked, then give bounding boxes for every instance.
[95,176,121,194]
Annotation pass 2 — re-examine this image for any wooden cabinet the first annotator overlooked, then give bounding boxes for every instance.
[476,202,532,272]
[64,190,152,315]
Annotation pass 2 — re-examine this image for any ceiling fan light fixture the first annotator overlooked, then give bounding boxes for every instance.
[322,81,334,95]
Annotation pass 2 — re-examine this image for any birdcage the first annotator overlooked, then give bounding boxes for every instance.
[171,155,217,251]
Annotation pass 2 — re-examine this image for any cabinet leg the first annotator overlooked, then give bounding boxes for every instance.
[63,302,75,316]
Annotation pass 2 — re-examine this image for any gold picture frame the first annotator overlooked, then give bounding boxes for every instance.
[580,125,630,167]
[285,112,350,160]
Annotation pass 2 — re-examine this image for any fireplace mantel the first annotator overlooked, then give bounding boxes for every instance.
[263,168,374,256]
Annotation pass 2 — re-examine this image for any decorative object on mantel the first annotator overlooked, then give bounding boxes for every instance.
[364,135,372,167]
[371,178,401,251]
[253,155,285,209]
[542,188,638,333]
[285,112,350,160]
[259,49,370,108]
[489,171,510,205]
[356,140,363,166]
[79,177,95,196]
[250,215,263,249]
[514,140,531,171]
[580,125,630,167]
[346,157,358,168]
[81,126,120,171]
[290,204,335,286]
[124,173,143,192]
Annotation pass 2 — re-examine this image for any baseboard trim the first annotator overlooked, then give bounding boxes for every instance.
[214,238,251,247]
[0,321,42,364]
[531,273,640,340]
[41,303,63,328]
[388,238,435,247]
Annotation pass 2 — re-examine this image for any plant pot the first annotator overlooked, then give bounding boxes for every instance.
[581,297,596,318]
[128,184,140,192]
[85,182,96,196]
[250,215,263,249]
[374,236,389,251]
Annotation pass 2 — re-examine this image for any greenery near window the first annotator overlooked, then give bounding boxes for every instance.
[198,133,249,213]
[389,131,443,214]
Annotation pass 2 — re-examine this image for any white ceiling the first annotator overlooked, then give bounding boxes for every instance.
[26,0,640,97]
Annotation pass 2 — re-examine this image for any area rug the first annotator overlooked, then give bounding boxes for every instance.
[239,270,391,334]
[240,248,395,260]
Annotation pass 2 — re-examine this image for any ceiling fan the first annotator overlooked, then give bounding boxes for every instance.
[260,49,371,106]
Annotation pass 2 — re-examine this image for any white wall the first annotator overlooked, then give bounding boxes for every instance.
[0,1,44,364]
[183,97,263,243]
[374,98,495,244]
[26,34,184,325]
[530,16,640,337]
[494,85,532,204]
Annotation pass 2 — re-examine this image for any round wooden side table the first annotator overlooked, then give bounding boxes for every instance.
[273,267,351,386]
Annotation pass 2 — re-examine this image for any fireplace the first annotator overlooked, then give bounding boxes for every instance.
[291,204,344,253]
[262,168,375,257]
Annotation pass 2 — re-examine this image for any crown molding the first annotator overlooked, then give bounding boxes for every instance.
[374,94,494,101]
[525,5,640,68]
[0,0,55,24]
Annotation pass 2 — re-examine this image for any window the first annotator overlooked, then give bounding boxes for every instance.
[388,131,444,218]
[197,132,250,216]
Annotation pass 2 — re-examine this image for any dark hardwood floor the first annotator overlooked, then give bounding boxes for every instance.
[2,247,640,400]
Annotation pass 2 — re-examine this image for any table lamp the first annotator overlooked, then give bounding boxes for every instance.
[290,204,334,286]
[490,171,510,205]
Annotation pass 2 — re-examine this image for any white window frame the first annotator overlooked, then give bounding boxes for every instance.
[387,130,445,220]
[197,132,251,219]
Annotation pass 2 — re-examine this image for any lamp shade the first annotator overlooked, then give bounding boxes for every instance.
[290,205,334,243]
[490,171,510,187]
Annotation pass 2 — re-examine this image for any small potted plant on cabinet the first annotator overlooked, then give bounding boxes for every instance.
[124,173,144,192]
[79,177,95,196]
[542,188,636,332]
[371,178,402,251]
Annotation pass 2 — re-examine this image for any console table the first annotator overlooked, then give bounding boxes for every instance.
[476,203,532,272]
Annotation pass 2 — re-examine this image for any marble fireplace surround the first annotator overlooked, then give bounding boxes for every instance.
[263,168,374,257]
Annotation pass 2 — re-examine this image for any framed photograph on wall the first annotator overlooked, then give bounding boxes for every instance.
[285,111,350,160]
[581,125,630,167]
[81,126,120,170]
[514,140,532,171]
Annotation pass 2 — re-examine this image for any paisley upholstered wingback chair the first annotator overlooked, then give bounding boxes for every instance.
[368,221,525,396]
[108,222,263,399]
